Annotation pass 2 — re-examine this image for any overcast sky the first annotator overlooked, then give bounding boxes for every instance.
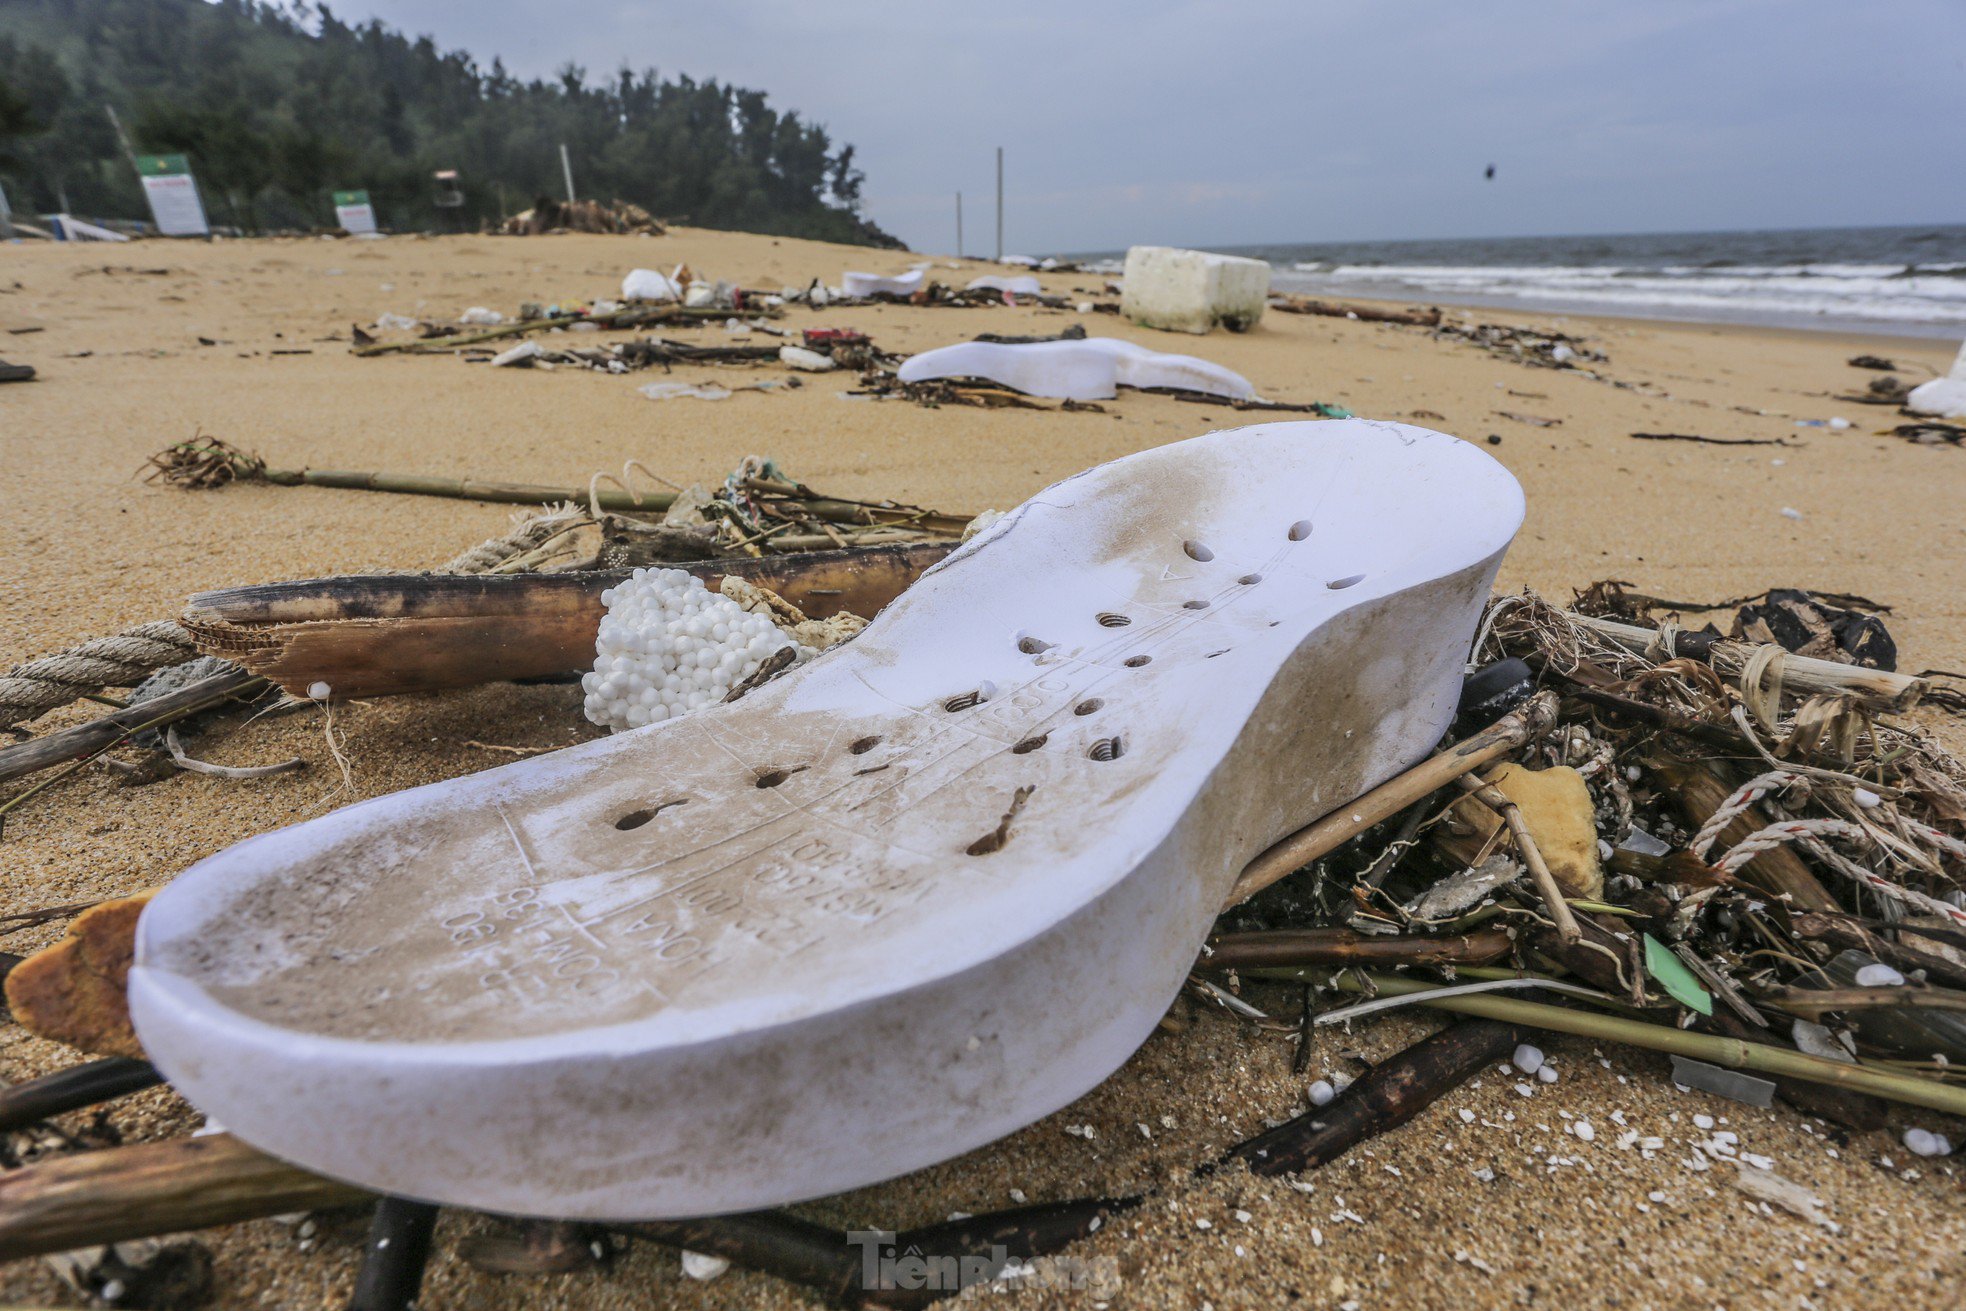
[333,1,1965,254]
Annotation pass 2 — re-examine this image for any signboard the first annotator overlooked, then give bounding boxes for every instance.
[332,188,379,235]
[134,154,210,237]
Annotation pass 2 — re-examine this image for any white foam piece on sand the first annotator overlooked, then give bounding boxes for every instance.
[1122,245,1270,334]
[622,268,685,302]
[966,275,1043,296]
[896,337,1256,401]
[842,269,925,298]
[1906,339,1966,417]
[131,420,1521,1218]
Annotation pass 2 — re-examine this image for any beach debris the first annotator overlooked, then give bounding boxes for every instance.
[840,269,924,298]
[1495,410,1561,427]
[777,344,836,372]
[1629,431,1796,447]
[1848,354,1897,371]
[1435,762,1603,900]
[1731,1166,1839,1231]
[622,266,687,302]
[457,306,505,326]
[491,340,542,367]
[966,274,1043,298]
[0,359,33,383]
[1437,320,1607,370]
[349,1197,440,1311]
[1269,296,1441,327]
[639,381,731,401]
[896,336,1256,401]
[582,569,820,731]
[1670,1056,1776,1107]
[1890,419,1966,447]
[498,196,661,236]
[0,619,198,730]
[1905,339,1966,418]
[1734,588,1896,670]
[5,892,156,1058]
[1121,245,1269,333]
[128,421,1523,1219]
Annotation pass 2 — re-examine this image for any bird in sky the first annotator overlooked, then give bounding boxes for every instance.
[1484,163,1496,180]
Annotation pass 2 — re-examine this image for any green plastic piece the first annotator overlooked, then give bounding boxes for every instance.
[1644,933,1713,1016]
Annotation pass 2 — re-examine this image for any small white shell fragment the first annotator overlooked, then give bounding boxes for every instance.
[1573,1119,1595,1142]
[680,1251,730,1281]
[1537,1065,1558,1084]
[1854,962,1906,987]
[1512,1044,1545,1075]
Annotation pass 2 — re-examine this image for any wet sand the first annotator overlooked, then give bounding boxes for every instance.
[1,228,1962,1308]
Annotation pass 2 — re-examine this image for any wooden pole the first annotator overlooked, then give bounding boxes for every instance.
[1224,692,1558,905]
[0,1133,368,1261]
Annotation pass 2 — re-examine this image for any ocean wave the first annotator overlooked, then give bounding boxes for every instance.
[1273,259,1966,326]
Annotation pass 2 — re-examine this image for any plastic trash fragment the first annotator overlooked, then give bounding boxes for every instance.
[1644,934,1713,1015]
[842,270,924,298]
[621,268,685,302]
[1668,1056,1775,1107]
[779,345,837,372]
[681,1251,730,1281]
[1854,962,1906,987]
[491,341,541,367]
[457,307,504,325]
[1511,1044,1544,1075]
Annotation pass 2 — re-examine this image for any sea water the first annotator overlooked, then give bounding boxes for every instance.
[1083,225,1966,338]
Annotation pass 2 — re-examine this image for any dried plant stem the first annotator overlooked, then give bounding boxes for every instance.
[1225,692,1558,905]
[1456,774,1583,942]
[1313,970,1966,1116]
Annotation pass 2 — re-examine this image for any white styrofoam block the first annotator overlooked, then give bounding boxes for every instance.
[131,421,1521,1218]
[841,269,924,298]
[1121,245,1270,334]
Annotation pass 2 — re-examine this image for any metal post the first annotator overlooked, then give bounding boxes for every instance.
[955,191,963,258]
[559,143,577,204]
[994,147,1003,262]
[0,181,13,241]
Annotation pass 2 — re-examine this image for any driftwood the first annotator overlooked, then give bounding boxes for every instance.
[0,1132,367,1261]
[1202,926,1513,972]
[1225,692,1559,904]
[1231,1019,1522,1174]
[0,668,269,787]
[1568,612,1924,713]
[182,541,957,699]
[348,1198,440,1311]
[1268,295,1442,327]
[351,305,773,356]
[0,1057,161,1134]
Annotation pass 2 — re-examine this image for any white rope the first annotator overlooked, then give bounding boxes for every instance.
[1715,818,1868,874]
[1690,770,1807,859]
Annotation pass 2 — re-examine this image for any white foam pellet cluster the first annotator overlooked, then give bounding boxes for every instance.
[582,567,802,732]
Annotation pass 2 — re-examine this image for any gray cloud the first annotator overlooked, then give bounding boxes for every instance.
[331,0,1966,253]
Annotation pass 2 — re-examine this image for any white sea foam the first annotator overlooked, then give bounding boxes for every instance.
[1274,258,1966,330]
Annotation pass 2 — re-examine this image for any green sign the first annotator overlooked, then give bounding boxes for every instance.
[135,153,192,178]
[332,189,371,207]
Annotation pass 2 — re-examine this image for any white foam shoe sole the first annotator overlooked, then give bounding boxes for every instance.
[131,419,1522,1219]
[896,336,1255,401]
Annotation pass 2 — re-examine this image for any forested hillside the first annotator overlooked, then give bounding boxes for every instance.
[0,0,898,244]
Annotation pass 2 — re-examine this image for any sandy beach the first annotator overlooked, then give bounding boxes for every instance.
[2,227,1962,1309]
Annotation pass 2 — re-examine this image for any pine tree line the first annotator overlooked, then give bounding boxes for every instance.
[0,0,899,246]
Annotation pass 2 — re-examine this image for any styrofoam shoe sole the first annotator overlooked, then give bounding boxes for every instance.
[131,419,1522,1219]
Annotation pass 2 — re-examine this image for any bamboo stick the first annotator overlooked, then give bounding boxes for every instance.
[1456,774,1583,942]
[0,1058,160,1134]
[0,1133,367,1260]
[1201,927,1513,972]
[253,467,973,537]
[1261,970,1966,1116]
[1567,612,1925,713]
[1224,692,1558,905]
